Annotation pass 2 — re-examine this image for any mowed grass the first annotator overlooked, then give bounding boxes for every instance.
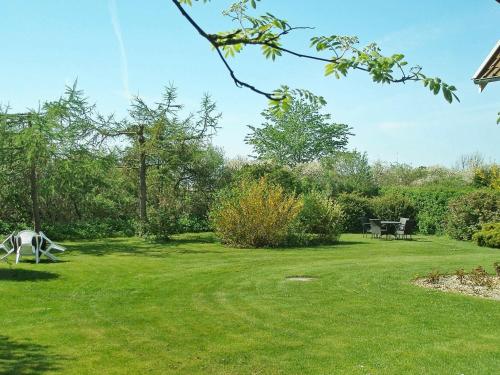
[0,234,499,374]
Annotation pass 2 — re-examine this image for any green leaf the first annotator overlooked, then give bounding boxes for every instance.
[442,87,452,104]
[324,63,335,76]
[433,83,440,95]
[261,44,282,61]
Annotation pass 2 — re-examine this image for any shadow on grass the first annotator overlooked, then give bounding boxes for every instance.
[260,239,371,252]
[66,232,431,257]
[15,259,69,265]
[66,233,222,258]
[0,335,68,374]
[0,268,59,282]
[67,233,380,256]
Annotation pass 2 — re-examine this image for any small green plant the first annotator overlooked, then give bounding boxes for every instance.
[455,269,466,285]
[425,270,442,284]
[469,266,494,288]
[494,262,500,277]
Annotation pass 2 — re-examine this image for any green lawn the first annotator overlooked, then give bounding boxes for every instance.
[0,234,499,374]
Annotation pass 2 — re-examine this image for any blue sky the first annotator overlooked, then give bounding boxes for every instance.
[1,0,499,166]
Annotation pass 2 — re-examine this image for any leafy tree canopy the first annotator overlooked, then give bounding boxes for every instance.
[246,97,352,166]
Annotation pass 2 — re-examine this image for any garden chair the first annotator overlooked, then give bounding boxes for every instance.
[394,217,408,239]
[359,216,371,237]
[396,218,414,240]
[14,230,40,264]
[38,231,65,261]
[369,219,387,239]
[0,232,16,261]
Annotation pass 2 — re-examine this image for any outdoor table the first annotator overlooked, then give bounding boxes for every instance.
[381,221,400,238]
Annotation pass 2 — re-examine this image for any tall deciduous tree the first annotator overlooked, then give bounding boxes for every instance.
[246,97,352,166]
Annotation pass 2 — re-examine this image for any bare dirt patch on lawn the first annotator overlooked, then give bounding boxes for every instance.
[286,275,317,282]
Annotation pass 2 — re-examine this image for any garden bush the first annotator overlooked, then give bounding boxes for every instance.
[473,165,500,190]
[178,215,211,233]
[235,163,304,194]
[372,193,416,222]
[447,189,499,240]
[145,198,184,240]
[381,186,471,234]
[336,192,373,232]
[210,178,303,247]
[297,191,344,242]
[0,219,30,236]
[44,219,135,240]
[472,222,500,249]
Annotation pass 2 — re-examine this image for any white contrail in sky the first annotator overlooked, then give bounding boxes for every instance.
[109,0,131,99]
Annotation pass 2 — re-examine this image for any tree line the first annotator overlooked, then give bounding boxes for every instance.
[0,84,496,241]
[0,84,225,238]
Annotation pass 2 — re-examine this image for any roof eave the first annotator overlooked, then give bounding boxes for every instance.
[473,76,500,84]
[472,40,500,81]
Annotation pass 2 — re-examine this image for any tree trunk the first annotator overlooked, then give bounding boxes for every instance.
[27,118,42,233]
[30,160,41,233]
[138,126,148,233]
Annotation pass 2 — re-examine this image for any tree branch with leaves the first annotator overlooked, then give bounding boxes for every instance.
[173,0,459,114]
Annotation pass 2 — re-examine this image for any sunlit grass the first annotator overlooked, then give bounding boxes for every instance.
[0,233,499,374]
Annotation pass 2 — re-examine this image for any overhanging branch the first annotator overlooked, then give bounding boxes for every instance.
[171,0,451,101]
[171,0,279,100]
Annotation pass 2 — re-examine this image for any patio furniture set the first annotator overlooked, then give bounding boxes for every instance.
[360,217,414,240]
[0,230,65,264]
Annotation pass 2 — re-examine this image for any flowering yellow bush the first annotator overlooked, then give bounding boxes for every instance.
[473,165,500,191]
[210,178,303,247]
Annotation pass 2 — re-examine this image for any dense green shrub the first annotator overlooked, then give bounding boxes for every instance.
[44,219,135,240]
[145,198,184,240]
[235,163,304,194]
[372,193,416,222]
[178,215,211,233]
[472,223,500,249]
[381,186,471,235]
[297,191,344,242]
[336,192,373,232]
[0,219,30,236]
[447,190,500,240]
[319,151,379,197]
[210,178,303,247]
